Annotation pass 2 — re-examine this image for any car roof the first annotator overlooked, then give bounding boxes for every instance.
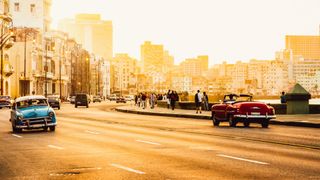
[15,95,46,102]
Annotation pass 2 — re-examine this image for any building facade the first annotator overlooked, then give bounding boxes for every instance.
[10,0,51,32]
[58,14,113,60]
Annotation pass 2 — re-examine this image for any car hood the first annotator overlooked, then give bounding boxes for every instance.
[17,106,50,119]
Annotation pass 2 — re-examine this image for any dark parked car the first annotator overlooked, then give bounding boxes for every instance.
[75,93,90,108]
[0,95,11,109]
[211,94,276,128]
[93,96,102,103]
[47,95,61,110]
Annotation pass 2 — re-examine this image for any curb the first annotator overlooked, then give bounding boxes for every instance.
[115,107,320,128]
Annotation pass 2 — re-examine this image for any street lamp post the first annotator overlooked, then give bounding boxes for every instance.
[59,44,63,100]
[44,40,48,97]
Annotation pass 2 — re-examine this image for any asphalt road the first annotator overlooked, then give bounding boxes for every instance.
[0,102,319,180]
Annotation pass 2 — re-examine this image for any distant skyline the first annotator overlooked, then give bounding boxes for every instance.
[52,0,320,65]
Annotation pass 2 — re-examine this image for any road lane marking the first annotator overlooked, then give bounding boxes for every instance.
[110,163,146,174]
[71,167,102,171]
[12,134,22,138]
[48,145,64,150]
[217,154,269,165]
[189,146,215,151]
[135,139,161,146]
[85,130,100,135]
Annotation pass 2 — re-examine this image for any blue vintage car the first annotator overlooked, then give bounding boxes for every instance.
[10,95,57,133]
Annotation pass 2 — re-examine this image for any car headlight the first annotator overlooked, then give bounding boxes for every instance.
[49,112,54,118]
[17,116,23,121]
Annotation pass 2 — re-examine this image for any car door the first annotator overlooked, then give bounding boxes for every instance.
[213,104,227,120]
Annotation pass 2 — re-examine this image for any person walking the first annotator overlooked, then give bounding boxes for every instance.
[280,91,286,104]
[195,90,203,113]
[166,90,171,109]
[141,93,147,109]
[203,92,209,111]
[134,94,138,106]
[170,91,178,110]
[150,93,155,109]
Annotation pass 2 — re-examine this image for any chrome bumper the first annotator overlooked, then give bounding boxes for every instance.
[234,114,276,119]
[16,122,57,129]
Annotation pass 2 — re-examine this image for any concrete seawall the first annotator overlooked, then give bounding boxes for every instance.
[157,101,320,114]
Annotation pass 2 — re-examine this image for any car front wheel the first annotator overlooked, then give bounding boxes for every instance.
[12,124,22,133]
[228,115,236,127]
[212,114,220,126]
[50,126,56,131]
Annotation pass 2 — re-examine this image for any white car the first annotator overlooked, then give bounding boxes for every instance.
[124,95,134,101]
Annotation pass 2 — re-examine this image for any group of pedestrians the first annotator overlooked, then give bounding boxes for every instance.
[194,90,209,114]
[164,90,179,110]
[134,90,210,113]
[134,92,159,109]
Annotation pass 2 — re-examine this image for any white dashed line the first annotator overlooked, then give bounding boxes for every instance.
[12,134,22,138]
[48,145,64,150]
[189,146,215,151]
[135,139,161,146]
[217,154,269,165]
[71,167,102,171]
[85,130,100,135]
[110,163,146,174]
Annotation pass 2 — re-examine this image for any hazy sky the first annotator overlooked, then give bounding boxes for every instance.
[52,0,320,65]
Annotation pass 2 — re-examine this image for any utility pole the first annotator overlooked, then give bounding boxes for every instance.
[59,44,63,100]
[44,39,48,98]
[23,28,27,96]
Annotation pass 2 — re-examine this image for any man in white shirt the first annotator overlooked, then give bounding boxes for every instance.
[195,90,203,114]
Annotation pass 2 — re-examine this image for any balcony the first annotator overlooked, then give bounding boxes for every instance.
[4,63,13,77]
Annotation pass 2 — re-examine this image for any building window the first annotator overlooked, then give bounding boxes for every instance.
[30,4,36,13]
[14,2,19,12]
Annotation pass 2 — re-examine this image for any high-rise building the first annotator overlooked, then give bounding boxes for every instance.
[111,53,137,94]
[140,41,164,74]
[10,0,51,32]
[58,14,113,60]
[179,55,209,77]
[285,35,320,60]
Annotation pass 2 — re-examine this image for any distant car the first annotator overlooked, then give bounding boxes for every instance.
[124,95,134,101]
[10,95,57,132]
[211,94,276,128]
[93,96,102,103]
[47,95,61,110]
[70,96,76,104]
[108,94,117,101]
[0,95,11,109]
[116,96,126,103]
[75,93,90,108]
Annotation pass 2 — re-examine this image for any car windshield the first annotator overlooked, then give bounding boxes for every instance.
[0,96,10,100]
[224,95,252,102]
[48,97,59,101]
[236,96,252,102]
[17,99,48,109]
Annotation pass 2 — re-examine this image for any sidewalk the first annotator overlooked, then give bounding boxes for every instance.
[116,105,320,128]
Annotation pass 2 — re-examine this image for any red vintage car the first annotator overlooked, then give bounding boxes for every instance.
[211,94,276,128]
